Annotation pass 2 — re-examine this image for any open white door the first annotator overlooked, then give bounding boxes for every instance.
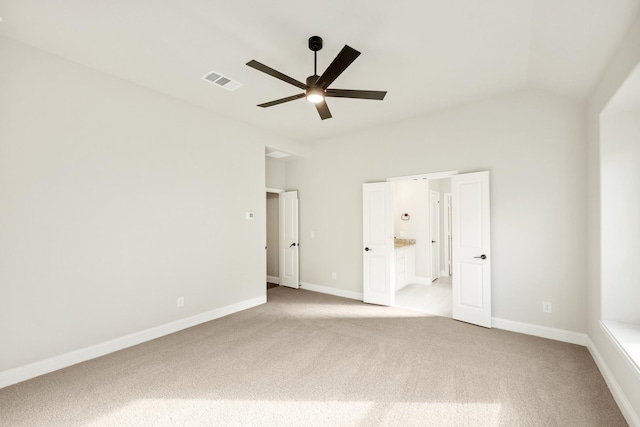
[452,171,491,327]
[363,182,394,305]
[279,191,299,289]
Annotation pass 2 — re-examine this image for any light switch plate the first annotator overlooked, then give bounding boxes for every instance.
[246,212,255,220]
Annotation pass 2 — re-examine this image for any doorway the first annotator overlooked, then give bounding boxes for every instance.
[266,189,300,289]
[266,191,280,288]
[392,177,452,316]
[363,171,492,327]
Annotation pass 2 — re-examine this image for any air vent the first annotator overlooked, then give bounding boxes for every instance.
[202,71,242,91]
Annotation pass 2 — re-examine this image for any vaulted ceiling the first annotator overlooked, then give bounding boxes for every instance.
[0,0,638,144]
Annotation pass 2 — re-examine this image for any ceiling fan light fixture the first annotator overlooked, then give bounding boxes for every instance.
[306,88,324,104]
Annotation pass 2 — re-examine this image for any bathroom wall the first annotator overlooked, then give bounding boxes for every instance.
[393,180,429,280]
[428,178,452,277]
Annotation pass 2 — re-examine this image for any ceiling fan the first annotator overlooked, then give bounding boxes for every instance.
[246,36,387,120]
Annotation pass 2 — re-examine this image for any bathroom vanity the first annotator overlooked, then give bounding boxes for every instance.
[394,239,416,291]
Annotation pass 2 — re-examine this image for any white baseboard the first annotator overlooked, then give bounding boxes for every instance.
[588,336,640,427]
[297,286,588,348]
[299,282,363,301]
[266,275,279,284]
[412,276,431,285]
[491,317,587,346]
[0,295,266,389]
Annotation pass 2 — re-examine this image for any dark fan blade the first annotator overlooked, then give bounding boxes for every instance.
[315,100,332,120]
[326,89,387,100]
[246,60,307,90]
[315,45,361,90]
[257,93,305,108]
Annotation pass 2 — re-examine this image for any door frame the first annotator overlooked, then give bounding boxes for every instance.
[387,171,459,182]
[444,193,453,276]
[266,188,284,285]
[429,189,441,282]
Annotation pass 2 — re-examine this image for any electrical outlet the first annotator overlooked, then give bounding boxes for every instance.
[332,272,337,280]
[542,301,552,313]
[177,297,184,308]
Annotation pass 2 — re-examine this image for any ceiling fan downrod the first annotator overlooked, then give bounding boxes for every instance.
[308,36,323,78]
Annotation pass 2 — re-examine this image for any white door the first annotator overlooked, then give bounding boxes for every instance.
[452,171,491,328]
[363,182,394,305]
[279,191,299,289]
[429,190,440,282]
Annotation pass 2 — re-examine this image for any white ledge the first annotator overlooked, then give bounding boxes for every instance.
[600,320,640,382]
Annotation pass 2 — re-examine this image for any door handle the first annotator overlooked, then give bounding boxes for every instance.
[431,240,436,243]
[365,247,372,252]
[289,243,297,248]
[474,254,487,260]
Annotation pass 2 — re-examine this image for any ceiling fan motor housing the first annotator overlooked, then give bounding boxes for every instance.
[306,74,321,87]
[308,36,323,51]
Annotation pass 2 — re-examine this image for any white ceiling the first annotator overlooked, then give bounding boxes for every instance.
[0,0,638,144]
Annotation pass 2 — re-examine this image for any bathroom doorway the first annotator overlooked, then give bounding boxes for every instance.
[364,170,492,327]
[392,176,452,317]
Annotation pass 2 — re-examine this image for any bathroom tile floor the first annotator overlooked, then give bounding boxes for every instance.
[394,276,452,318]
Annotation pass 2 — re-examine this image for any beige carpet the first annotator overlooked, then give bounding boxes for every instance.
[0,287,627,426]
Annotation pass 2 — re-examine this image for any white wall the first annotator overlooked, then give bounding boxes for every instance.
[265,157,286,189]
[600,109,640,324]
[587,14,640,423]
[286,87,587,333]
[0,37,293,373]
